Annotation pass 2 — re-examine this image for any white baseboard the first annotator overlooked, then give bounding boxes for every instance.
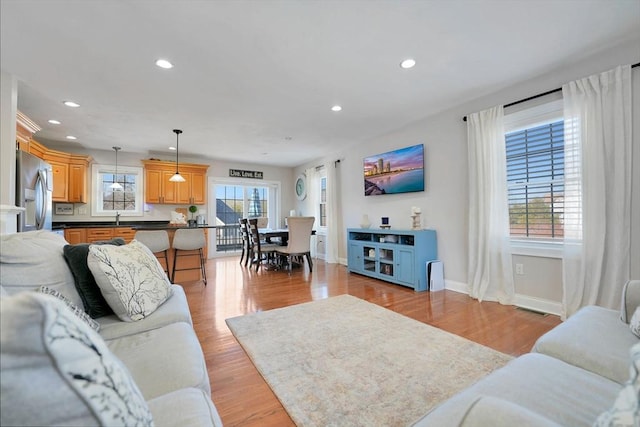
[513,294,562,316]
[444,279,561,316]
[444,280,468,294]
[343,269,562,316]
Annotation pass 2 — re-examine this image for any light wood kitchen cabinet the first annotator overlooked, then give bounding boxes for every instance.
[43,148,92,204]
[144,169,179,204]
[85,227,136,243]
[175,171,206,205]
[64,228,86,245]
[183,172,206,204]
[142,160,208,205]
[22,140,93,204]
[113,227,136,243]
[86,228,115,243]
[50,160,69,202]
[68,162,90,203]
[16,112,92,203]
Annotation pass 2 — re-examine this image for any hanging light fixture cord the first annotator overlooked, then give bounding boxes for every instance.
[170,129,186,182]
[111,146,123,190]
[174,129,182,174]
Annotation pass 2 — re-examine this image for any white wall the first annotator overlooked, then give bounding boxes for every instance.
[295,38,640,312]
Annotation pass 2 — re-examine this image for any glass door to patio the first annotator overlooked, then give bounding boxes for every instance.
[211,182,278,256]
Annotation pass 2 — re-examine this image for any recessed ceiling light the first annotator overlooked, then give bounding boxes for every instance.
[331,105,342,112]
[400,58,416,69]
[66,135,77,140]
[169,146,176,150]
[63,100,80,108]
[155,59,173,69]
[48,119,61,125]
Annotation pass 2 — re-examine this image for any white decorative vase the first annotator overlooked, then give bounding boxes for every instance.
[360,214,371,229]
[411,213,421,230]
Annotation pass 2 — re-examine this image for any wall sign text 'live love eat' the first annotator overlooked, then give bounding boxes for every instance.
[229,169,263,179]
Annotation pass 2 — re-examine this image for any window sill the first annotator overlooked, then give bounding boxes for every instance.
[510,239,563,259]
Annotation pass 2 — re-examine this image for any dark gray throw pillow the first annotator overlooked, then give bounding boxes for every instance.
[63,238,126,318]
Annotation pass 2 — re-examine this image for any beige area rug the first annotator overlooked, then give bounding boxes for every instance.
[226,295,512,427]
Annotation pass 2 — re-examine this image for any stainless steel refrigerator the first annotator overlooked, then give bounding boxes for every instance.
[16,150,52,232]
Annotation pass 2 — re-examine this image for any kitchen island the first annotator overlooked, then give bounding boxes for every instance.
[54,221,215,284]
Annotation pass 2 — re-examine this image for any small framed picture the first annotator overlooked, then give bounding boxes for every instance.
[55,203,74,215]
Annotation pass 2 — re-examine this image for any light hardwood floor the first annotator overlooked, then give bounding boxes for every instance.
[181,256,562,427]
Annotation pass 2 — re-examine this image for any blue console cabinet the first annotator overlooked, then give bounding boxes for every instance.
[347,228,437,291]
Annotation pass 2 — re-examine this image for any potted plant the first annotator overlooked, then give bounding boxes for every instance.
[188,205,198,227]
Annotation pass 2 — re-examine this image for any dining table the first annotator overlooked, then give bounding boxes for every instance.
[259,228,316,246]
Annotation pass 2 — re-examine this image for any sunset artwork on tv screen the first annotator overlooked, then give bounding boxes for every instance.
[363,144,424,196]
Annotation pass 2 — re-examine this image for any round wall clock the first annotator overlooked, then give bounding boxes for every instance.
[295,174,307,200]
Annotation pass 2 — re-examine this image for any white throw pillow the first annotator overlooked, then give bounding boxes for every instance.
[88,240,173,322]
[630,307,640,338]
[594,342,640,427]
[0,230,82,307]
[0,292,153,426]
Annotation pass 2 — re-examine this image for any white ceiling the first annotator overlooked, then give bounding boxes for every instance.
[2,0,639,167]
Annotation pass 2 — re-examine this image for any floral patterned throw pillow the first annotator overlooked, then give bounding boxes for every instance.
[594,342,640,427]
[0,292,153,426]
[629,307,640,338]
[88,240,173,322]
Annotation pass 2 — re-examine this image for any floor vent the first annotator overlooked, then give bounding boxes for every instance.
[516,306,548,316]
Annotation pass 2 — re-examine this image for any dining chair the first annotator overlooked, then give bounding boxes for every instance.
[276,216,315,273]
[134,230,171,278]
[248,218,279,271]
[172,228,207,285]
[238,218,251,266]
[256,217,269,229]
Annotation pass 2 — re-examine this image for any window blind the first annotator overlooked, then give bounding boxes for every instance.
[506,120,564,238]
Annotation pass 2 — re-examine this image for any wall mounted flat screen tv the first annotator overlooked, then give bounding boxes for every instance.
[363,144,424,196]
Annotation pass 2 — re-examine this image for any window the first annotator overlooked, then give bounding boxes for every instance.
[319,176,327,227]
[504,100,564,242]
[506,121,564,239]
[212,181,280,255]
[92,164,143,217]
[215,185,272,223]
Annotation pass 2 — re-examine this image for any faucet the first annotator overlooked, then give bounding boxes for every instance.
[115,212,120,226]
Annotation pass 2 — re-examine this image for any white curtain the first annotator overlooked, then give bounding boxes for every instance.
[562,65,632,318]
[325,160,340,264]
[467,105,515,304]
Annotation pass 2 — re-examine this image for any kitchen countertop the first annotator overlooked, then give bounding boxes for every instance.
[52,221,216,230]
[130,224,217,230]
[53,221,166,229]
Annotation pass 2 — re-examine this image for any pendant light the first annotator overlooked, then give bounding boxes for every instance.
[110,146,123,190]
[169,129,186,182]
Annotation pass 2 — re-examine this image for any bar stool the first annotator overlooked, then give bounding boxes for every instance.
[134,230,171,278]
[172,228,207,285]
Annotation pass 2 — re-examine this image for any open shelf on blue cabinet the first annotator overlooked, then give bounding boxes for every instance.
[347,228,437,291]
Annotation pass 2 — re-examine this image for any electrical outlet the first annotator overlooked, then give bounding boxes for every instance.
[78,207,87,215]
[515,263,525,275]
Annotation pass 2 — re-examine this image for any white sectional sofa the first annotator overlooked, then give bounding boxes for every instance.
[413,280,640,426]
[0,230,223,426]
